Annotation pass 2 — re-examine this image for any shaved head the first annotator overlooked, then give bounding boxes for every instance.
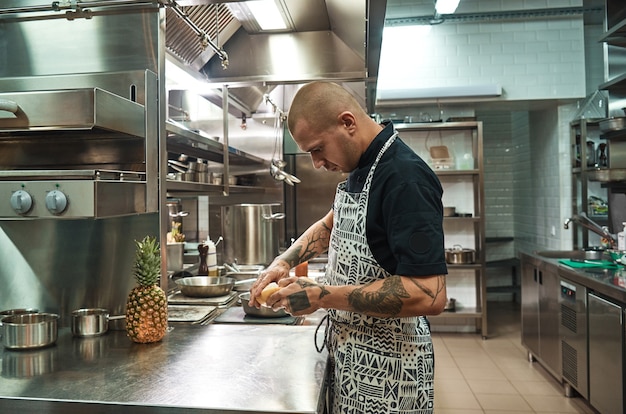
[286,81,383,173]
[287,82,369,135]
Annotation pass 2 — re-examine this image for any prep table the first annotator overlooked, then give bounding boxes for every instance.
[548,256,626,303]
[0,323,329,414]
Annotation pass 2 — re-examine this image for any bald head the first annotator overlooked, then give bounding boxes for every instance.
[287,82,369,135]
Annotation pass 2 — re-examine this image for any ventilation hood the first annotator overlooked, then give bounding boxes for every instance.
[166,0,386,115]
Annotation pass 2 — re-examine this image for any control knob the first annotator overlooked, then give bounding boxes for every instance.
[10,190,33,215]
[45,189,68,215]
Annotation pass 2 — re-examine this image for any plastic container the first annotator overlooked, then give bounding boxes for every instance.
[206,239,218,276]
[618,222,626,251]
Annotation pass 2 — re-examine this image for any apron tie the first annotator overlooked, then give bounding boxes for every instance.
[314,313,330,353]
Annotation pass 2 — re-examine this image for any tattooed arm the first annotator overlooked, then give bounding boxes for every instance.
[249,209,333,307]
[267,274,447,318]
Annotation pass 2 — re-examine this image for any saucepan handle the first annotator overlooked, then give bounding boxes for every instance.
[263,213,286,221]
[0,99,18,114]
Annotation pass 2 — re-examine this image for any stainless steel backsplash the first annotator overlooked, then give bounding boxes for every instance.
[0,214,159,326]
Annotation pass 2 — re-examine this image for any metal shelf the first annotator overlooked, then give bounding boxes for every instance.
[166,180,265,195]
[600,18,626,46]
[434,169,479,176]
[166,121,265,166]
[396,121,487,337]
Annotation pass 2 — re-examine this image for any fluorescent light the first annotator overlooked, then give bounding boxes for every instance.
[435,0,460,14]
[377,85,502,101]
[246,0,287,31]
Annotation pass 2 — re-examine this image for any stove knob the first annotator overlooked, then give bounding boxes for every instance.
[10,190,33,215]
[45,190,68,215]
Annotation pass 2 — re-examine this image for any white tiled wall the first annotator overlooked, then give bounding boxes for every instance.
[378,1,586,101]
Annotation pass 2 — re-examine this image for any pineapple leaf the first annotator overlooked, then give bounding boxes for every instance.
[133,236,161,286]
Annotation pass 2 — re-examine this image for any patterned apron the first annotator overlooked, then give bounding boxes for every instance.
[324,132,435,414]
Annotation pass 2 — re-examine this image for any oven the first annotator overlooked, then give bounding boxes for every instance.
[0,71,158,219]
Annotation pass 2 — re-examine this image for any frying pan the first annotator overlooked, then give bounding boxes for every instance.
[175,276,257,297]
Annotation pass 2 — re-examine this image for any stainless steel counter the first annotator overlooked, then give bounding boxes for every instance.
[524,251,626,304]
[0,324,328,414]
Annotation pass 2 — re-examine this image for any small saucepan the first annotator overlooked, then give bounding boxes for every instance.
[71,308,125,337]
[443,206,456,217]
[445,245,476,264]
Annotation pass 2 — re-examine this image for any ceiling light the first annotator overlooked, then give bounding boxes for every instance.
[246,0,287,31]
[435,0,461,15]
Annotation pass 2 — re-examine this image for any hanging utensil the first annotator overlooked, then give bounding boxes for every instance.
[266,94,300,184]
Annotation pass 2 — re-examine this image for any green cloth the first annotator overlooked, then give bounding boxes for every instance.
[559,259,619,269]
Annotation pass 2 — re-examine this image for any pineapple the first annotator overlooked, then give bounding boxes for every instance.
[125,236,168,343]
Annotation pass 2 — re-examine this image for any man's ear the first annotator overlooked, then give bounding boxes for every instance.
[338,111,357,131]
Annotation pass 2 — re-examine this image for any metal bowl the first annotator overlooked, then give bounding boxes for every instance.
[239,292,288,318]
[2,313,59,350]
[600,117,626,133]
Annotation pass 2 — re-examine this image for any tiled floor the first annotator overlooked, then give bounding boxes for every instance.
[433,301,598,414]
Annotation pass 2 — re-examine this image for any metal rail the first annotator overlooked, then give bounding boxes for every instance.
[0,0,229,68]
[0,0,155,15]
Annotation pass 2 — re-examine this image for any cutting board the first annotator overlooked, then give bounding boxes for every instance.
[213,306,300,325]
[167,305,217,323]
[168,291,238,307]
[559,259,619,269]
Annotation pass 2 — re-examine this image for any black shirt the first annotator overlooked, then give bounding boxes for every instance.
[345,122,448,277]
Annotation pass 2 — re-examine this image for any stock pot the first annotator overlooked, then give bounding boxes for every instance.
[222,204,284,265]
[2,313,59,349]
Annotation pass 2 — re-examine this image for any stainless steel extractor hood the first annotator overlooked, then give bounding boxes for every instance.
[165,0,387,115]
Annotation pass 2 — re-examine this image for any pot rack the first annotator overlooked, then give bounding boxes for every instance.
[0,0,229,68]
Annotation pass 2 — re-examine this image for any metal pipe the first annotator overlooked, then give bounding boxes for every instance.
[564,212,617,246]
[0,0,155,16]
[386,6,603,27]
[222,85,230,196]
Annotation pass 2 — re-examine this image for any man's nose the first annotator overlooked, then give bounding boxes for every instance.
[310,154,325,170]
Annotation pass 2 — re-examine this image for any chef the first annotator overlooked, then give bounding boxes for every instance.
[250,81,447,414]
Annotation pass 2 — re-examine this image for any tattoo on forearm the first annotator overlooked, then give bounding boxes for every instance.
[348,276,408,316]
[280,222,331,267]
[296,278,330,300]
[409,275,446,305]
[288,291,310,312]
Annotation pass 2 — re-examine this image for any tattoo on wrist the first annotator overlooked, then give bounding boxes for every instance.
[348,276,408,316]
[288,291,310,312]
[296,278,330,300]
